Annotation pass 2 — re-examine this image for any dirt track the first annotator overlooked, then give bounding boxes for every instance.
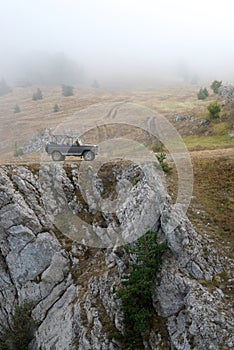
[189,147,234,159]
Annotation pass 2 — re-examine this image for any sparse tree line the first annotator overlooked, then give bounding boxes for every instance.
[2,75,224,129]
[196,80,222,119]
[10,85,76,114]
[1,77,100,114]
[197,80,222,100]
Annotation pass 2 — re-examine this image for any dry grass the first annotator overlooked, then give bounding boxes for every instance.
[167,146,234,266]
[0,83,233,161]
[0,86,129,161]
[1,83,233,247]
[188,156,234,239]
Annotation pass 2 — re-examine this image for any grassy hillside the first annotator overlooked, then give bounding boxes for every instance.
[0,83,233,271]
[0,84,233,161]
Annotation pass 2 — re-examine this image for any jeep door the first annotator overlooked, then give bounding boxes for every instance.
[67,144,83,156]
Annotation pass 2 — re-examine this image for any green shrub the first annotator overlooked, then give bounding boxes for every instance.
[156,153,172,173]
[0,302,37,350]
[116,231,167,348]
[197,89,206,100]
[207,102,221,119]
[53,103,59,112]
[203,88,209,97]
[210,80,222,94]
[197,87,209,100]
[32,88,43,101]
[131,177,140,187]
[13,142,23,157]
[62,84,74,96]
[14,104,21,113]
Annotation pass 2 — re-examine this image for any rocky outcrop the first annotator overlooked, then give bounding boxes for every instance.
[21,129,51,155]
[155,207,234,349]
[218,85,234,103]
[0,163,233,349]
[173,114,192,123]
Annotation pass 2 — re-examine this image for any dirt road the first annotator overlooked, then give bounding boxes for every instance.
[189,147,234,159]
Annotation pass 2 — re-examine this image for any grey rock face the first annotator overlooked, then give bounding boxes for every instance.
[22,128,52,155]
[173,114,192,123]
[154,207,234,349]
[199,119,210,127]
[218,85,234,103]
[0,164,233,349]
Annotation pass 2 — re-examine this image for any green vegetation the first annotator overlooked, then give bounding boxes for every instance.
[62,84,74,96]
[131,177,140,187]
[212,122,228,135]
[207,102,221,119]
[0,302,37,350]
[210,80,222,94]
[14,104,21,113]
[32,88,43,101]
[156,153,172,173]
[197,87,209,100]
[183,134,234,150]
[13,142,23,157]
[116,231,167,349]
[53,103,59,112]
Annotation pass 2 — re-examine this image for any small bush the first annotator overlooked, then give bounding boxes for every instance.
[13,142,23,157]
[210,80,222,94]
[197,87,209,100]
[53,103,59,112]
[32,88,43,101]
[156,153,172,173]
[197,89,206,100]
[203,88,209,97]
[207,102,221,119]
[62,84,74,96]
[0,302,37,350]
[14,104,21,113]
[131,177,140,187]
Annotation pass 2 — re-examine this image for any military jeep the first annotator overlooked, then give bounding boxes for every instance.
[45,135,98,161]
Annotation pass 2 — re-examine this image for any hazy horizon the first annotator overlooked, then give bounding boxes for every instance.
[1,0,234,87]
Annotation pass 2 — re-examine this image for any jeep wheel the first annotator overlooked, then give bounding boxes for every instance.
[52,151,65,161]
[83,151,95,161]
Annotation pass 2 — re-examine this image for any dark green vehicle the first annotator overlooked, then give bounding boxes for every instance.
[45,135,98,161]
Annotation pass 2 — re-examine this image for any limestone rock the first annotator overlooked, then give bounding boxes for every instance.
[0,163,233,350]
[218,85,234,103]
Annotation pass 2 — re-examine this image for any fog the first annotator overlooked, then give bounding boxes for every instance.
[1,0,234,87]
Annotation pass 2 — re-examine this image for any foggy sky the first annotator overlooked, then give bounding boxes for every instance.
[1,0,234,85]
